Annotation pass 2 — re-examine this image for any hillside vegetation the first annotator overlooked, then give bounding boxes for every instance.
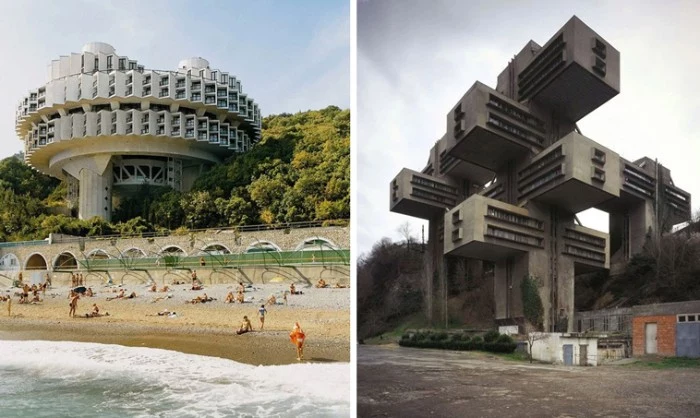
[359,218,700,339]
[357,238,425,339]
[576,221,700,310]
[0,106,349,242]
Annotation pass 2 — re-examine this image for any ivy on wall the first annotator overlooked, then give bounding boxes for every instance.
[521,274,544,330]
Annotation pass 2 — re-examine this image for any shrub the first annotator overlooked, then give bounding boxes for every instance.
[483,330,500,343]
[398,331,516,354]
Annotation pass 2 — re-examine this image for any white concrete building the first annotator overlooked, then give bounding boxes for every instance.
[15,42,262,221]
[528,332,600,366]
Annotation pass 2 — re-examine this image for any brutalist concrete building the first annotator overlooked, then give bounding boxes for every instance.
[390,16,691,332]
[15,42,261,221]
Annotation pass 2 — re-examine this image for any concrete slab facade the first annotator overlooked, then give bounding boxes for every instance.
[389,16,691,331]
[15,42,262,220]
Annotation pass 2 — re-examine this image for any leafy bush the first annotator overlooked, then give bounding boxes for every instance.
[483,330,500,343]
[399,331,515,354]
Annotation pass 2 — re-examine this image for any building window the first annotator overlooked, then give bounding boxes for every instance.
[94,57,99,70]
[129,61,137,70]
[486,206,544,230]
[107,55,113,69]
[592,38,607,59]
[453,103,463,121]
[592,167,606,183]
[485,225,543,247]
[592,148,606,165]
[592,57,606,77]
[119,58,126,70]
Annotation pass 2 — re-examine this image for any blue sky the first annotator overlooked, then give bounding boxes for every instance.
[0,0,349,159]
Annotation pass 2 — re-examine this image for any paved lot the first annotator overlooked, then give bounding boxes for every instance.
[358,344,700,418]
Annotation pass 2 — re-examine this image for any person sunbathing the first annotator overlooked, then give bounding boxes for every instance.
[84,303,107,317]
[149,283,157,292]
[236,315,253,335]
[31,292,42,303]
[159,286,169,292]
[334,283,349,288]
[191,280,203,291]
[106,289,126,301]
[289,283,303,295]
[156,309,176,316]
[315,279,327,288]
[86,287,94,297]
[267,295,277,306]
[126,292,136,299]
[224,291,235,304]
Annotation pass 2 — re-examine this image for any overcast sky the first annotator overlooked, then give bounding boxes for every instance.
[0,0,349,159]
[357,0,700,255]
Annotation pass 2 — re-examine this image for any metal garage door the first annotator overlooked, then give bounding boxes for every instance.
[676,323,700,358]
[563,344,573,365]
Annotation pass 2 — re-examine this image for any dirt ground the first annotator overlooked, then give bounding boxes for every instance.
[358,344,700,418]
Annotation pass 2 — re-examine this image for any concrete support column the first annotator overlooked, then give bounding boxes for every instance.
[556,257,575,332]
[78,162,113,221]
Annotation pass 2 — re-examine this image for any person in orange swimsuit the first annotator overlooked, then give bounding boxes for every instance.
[289,322,305,360]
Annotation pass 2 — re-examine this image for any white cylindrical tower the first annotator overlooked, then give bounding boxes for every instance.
[16,43,262,221]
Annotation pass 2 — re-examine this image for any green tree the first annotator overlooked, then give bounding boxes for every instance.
[180,190,218,229]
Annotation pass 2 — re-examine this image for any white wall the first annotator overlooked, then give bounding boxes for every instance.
[528,333,599,366]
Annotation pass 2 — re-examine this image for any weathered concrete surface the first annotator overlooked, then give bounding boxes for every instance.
[358,344,700,417]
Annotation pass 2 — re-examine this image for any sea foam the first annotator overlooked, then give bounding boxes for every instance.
[0,340,349,418]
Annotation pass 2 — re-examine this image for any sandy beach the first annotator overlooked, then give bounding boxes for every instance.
[0,282,350,365]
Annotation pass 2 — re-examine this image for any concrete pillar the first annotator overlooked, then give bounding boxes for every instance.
[78,162,113,221]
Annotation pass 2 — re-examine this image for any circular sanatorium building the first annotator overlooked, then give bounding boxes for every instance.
[15,42,261,221]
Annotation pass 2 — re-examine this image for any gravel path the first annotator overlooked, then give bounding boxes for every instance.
[358,344,700,417]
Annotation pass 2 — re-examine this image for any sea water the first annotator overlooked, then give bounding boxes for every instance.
[0,340,349,417]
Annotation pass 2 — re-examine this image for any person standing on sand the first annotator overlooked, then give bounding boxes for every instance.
[69,294,79,317]
[258,304,267,330]
[289,322,305,360]
[7,298,11,317]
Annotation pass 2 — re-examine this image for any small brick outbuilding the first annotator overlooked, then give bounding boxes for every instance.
[631,301,700,357]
